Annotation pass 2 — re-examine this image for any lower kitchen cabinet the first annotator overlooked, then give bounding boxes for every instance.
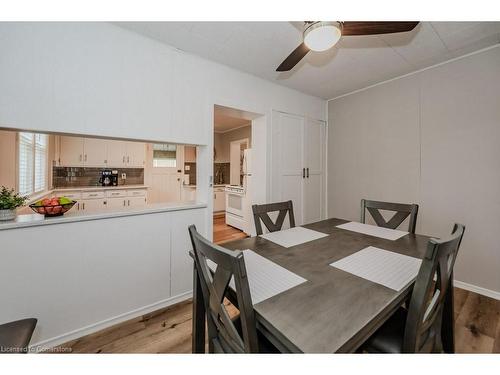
[127,196,147,207]
[79,199,106,212]
[106,197,128,209]
[170,208,205,296]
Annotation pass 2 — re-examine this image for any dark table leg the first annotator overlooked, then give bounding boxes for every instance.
[441,276,455,353]
[192,261,206,353]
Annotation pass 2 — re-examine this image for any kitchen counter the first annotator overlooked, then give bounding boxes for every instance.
[0,201,206,231]
[53,185,149,192]
[183,184,227,188]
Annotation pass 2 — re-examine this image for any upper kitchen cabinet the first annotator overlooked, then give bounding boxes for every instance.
[120,35,173,142]
[106,140,128,167]
[57,135,145,168]
[83,137,109,167]
[171,52,209,145]
[59,136,85,166]
[106,140,145,168]
[124,141,146,167]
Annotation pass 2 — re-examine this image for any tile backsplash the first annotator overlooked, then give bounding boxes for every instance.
[183,162,230,186]
[214,163,230,185]
[52,167,144,188]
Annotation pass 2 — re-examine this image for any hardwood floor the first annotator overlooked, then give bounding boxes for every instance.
[213,213,248,244]
[55,288,499,353]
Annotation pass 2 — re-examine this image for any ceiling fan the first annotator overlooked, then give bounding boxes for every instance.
[276,21,419,72]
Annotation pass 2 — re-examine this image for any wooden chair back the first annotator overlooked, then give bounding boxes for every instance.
[252,200,296,235]
[188,225,259,353]
[361,199,419,233]
[403,223,465,352]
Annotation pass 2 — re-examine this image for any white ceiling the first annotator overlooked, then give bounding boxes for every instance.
[115,22,500,99]
[214,112,251,133]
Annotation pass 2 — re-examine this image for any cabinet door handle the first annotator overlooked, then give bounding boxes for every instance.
[84,154,87,162]
[123,156,126,163]
[127,156,130,163]
[79,154,82,162]
[82,202,85,210]
[302,168,305,179]
[128,200,130,206]
[123,200,126,206]
[77,203,80,210]
[307,167,309,178]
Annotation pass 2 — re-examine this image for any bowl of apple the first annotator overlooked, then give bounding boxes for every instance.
[29,196,77,217]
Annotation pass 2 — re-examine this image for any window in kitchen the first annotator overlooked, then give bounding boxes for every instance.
[18,132,48,196]
[152,144,177,168]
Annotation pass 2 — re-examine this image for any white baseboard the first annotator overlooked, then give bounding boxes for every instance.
[454,280,500,300]
[29,291,193,352]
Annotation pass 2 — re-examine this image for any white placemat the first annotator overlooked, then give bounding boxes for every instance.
[336,222,409,241]
[329,246,422,291]
[207,250,307,304]
[259,226,329,248]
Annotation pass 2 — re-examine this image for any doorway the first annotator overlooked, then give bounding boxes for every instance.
[212,104,263,243]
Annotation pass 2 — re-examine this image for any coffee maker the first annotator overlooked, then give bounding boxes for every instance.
[99,169,119,187]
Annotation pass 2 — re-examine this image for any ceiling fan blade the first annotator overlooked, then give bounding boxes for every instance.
[342,22,419,36]
[276,43,310,72]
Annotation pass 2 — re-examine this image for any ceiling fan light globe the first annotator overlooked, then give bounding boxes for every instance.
[303,22,341,52]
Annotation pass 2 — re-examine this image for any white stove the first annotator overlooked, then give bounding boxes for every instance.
[225,185,245,195]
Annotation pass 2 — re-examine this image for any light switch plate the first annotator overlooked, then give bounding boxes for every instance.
[121,173,127,180]
[185,165,190,171]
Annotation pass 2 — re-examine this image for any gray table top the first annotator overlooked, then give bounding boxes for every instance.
[222,218,431,353]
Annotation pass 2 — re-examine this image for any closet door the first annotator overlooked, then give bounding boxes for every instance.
[273,111,305,226]
[303,118,326,224]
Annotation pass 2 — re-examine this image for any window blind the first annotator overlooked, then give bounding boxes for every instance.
[18,132,48,196]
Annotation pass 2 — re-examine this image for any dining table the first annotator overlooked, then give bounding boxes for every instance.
[191,217,456,353]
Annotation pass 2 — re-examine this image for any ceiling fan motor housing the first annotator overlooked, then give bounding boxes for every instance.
[303,21,342,51]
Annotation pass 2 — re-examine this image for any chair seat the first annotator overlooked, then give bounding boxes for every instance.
[232,315,279,353]
[0,318,37,353]
[363,308,407,354]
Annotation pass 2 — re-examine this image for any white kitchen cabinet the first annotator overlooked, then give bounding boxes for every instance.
[125,141,146,167]
[79,199,106,212]
[106,140,128,167]
[213,189,226,212]
[57,136,146,169]
[83,138,108,167]
[106,197,127,209]
[58,136,84,166]
[127,196,147,207]
[271,111,326,226]
[170,208,205,296]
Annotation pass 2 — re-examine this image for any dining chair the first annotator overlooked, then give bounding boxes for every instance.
[188,225,278,353]
[0,318,37,353]
[252,200,295,235]
[361,223,465,353]
[361,199,419,233]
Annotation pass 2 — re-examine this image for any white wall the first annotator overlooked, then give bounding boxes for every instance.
[0,22,325,346]
[328,46,500,297]
[214,125,252,163]
[0,22,325,232]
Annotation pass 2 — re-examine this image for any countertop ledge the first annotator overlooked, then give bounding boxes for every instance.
[53,185,149,192]
[0,202,207,231]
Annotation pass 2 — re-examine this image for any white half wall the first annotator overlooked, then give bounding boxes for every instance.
[328,45,500,297]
